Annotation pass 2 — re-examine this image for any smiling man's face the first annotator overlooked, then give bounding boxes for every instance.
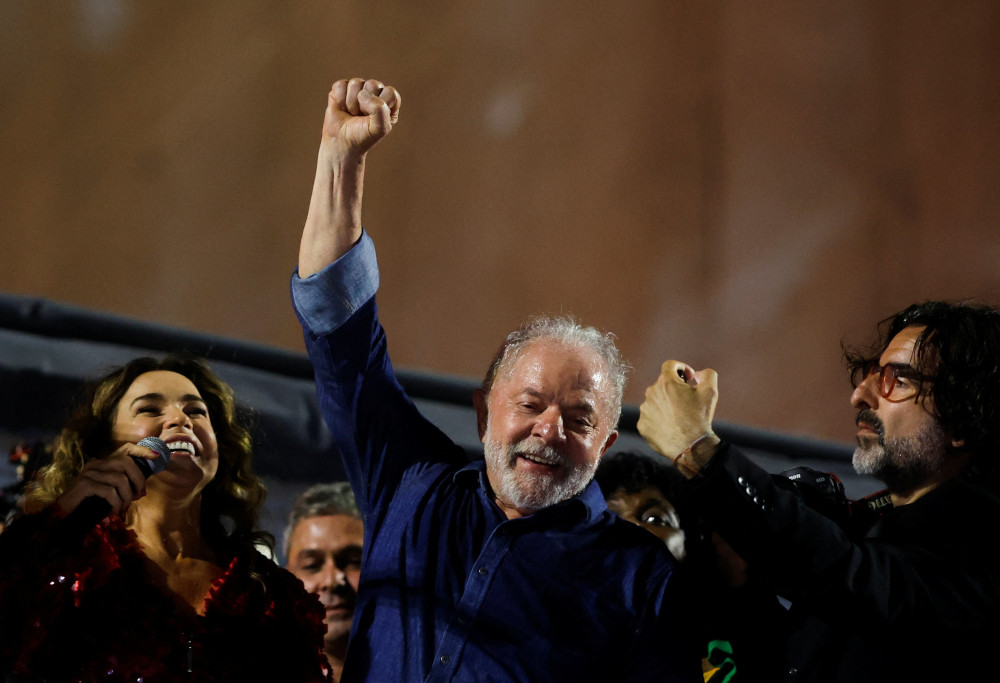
[286,513,363,648]
[478,339,618,518]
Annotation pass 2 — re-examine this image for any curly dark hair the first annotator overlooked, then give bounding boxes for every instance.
[595,450,687,505]
[844,301,1000,473]
[24,354,272,553]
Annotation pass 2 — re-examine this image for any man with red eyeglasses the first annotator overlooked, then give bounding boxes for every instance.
[637,301,1000,683]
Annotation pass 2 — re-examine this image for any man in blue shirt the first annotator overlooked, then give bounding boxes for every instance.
[292,77,699,682]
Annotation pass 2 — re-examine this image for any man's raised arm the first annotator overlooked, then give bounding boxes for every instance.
[298,77,401,278]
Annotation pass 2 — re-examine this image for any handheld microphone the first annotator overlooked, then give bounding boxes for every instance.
[133,436,172,478]
[48,437,171,556]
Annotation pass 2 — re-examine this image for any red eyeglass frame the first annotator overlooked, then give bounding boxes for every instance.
[861,362,931,400]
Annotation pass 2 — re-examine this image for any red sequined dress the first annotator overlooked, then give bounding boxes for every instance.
[0,509,330,682]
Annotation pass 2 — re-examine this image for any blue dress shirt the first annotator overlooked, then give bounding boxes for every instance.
[292,232,699,682]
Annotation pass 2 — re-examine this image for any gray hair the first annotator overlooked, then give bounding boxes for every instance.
[481,314,630,429]
[282,481,361,558]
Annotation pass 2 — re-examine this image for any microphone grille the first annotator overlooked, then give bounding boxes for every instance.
[136,436,171,476]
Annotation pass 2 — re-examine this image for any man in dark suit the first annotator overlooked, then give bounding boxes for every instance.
[637,301,1000,682]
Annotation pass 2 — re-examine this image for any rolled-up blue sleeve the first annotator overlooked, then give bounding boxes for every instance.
[291,230,379,336]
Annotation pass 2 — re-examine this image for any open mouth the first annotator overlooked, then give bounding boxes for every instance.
[167,441,196,457]
[513,445,564,471]
[520,452,559,466]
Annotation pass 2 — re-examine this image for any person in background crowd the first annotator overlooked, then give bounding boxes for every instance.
[285,481,364,681]
[597,450,786,682]
[596,450,689,562]
[0,354,329,681]
[638,301,1000,682]
[1,440,52,533]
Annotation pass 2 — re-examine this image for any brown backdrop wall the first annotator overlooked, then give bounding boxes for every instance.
[2,0,998,445]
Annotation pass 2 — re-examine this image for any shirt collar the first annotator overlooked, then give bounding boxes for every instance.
[453,460,608,526]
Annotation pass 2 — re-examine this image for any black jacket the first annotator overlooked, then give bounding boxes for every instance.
[692,443,1000,683]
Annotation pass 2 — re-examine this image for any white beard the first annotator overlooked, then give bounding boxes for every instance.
[483,426,598,513]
